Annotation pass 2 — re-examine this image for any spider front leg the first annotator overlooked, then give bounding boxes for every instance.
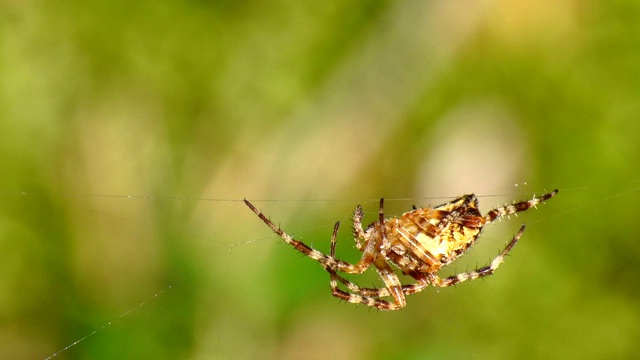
[429,225,526,288]
[244,199,379,274]
[351,200,387,253]
[321,199,390,275]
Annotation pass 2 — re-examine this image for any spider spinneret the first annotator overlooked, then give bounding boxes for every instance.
[244,189,558,310]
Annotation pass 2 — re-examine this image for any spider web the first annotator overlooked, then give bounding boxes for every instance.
[11,180,635,359]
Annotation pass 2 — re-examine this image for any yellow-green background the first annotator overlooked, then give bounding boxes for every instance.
[1,1,639,359]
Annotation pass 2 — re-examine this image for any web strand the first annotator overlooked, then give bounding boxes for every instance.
[31,182,640,358]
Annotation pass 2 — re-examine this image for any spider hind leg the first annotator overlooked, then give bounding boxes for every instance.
[430,224,525,287]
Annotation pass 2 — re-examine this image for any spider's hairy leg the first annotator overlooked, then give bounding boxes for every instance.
[372,256,405,308]
[244,199,376,274]
[352,205,366,251]
[378,198,389,250]
[328,220,406,310]
[485,189,558,223]
[430,225,526,287]
[329,234,429,299]
[374,198,405,305]
[329,271,430,298]
[244,199,342,269]
[319,200,387,275]
[328,275,407,310]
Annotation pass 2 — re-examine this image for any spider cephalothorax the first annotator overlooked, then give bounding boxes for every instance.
[245,189,557,310]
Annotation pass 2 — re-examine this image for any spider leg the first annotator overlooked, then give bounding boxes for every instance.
[429,225,525,288]
[373,198,404,305]
[352,205,366,251]
[328,270,409,310]
[244,200,348,270]
[328,198,386,274]
[372,257,405,308]
[244,199,379,274]
[327,221,409,310]
[328,239,430,298]
[329,271,429,297]
[485,189,558,223]
[378,198,390,252]
[332,198,399,275]
[328,275,404,310]
[328,236,429,297]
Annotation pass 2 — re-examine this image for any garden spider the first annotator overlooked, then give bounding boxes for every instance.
[244,189,557,310]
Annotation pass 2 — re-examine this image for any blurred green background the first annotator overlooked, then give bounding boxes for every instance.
[1,1,640,359]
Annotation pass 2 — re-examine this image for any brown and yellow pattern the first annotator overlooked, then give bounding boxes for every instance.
[245,189,557,310]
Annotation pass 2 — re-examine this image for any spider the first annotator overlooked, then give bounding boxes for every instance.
[244,189,557,310]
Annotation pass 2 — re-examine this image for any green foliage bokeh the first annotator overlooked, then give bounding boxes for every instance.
[1,1,640,359]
